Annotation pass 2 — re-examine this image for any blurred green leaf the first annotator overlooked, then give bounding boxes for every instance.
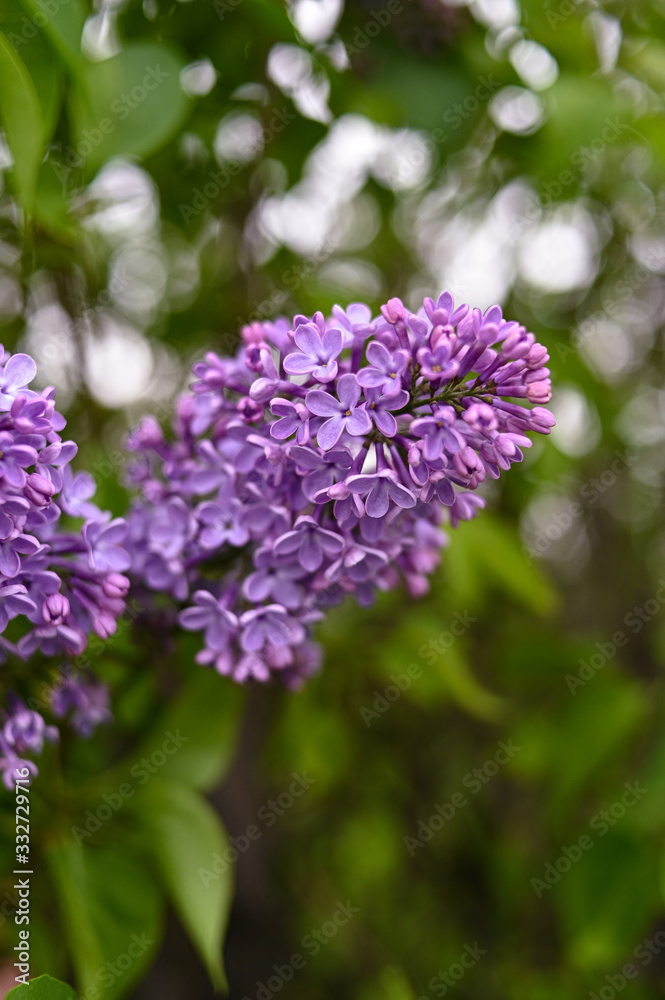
[559,833,660,970]
[18,0,85,72]
[132,779,233,991]
[70,42,190,172]
[6,976,75,999]
[132,667,244,792]
[6,18,64,143]
[46,839,163,1000]
[449,513,557,616]
[0,30,43,210]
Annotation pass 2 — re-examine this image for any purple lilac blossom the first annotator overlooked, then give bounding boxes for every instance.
[126,291,554,686]
[0,350,130,785]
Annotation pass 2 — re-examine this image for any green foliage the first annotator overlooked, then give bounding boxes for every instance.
[0,31,43,210]
[70,43,190,173]
[132,780,233,990]
[6,976,75,999]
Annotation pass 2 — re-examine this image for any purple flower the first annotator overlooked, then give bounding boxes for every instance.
[0,354,37,410]
[274,515,344,572]
[306,374,371,450]
[60,468,100,520]
[179,590,238,652]
[239,604,305,652]
[83,517,131,573]
[283,323,343,383]
[196,495,249,549]
[364,387,409,437]
[331,302,374,340]
[0,432,37,488]
[0,584,36,630]
[269,398,310,444]
[417,340,458,382]
[356,342,410,395]
[410,408,464,461]
[0,533,40,578]
[3,697,57,753]
[249,349,281,402]
[243,548,306,608]
[51,674,112,737]
[346,470,416,518]
[289,446,352,503]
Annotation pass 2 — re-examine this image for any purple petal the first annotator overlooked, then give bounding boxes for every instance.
[337,373,360,409]
[365,482,390,518]
[3,354,36,389]
[317,416,344,451]
[306,390,341,418]
[345,408,371,437]
[374,410,397,436]
[0,545,20,577]
[356,369,388,389]
[346,474,376,495]
[244,571,272,603]
[283,354,316,375]
[382,389,409,411]
[386,480,417,509]
[321,327,343,361]
[179,606,212,630]
[274,531,303,556]
[312,360,338,383]
[271,415,299,440]
[300,536,322,572]
[294,324,323,359]
[365,341,391,371]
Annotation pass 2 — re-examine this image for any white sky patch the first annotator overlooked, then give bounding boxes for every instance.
[550,384,601,457]
[587,11,622,73]
[214,113,264,164]
[255,114,432,255]
[470,0,520,29]
[616,386,665,448]
[25,302,79,405]
[84,161,160,240]
[84,320,155,409]
[267,43,332,124]
[517,206,599,293]
[489,86,545,134]
[180,59,217,97]
[412,181,535,310]
[289,0,343,43]
[509,40,559,91]
[579,320,638,384]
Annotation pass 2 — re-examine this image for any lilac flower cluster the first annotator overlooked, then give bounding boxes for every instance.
[127,292,554,686]
[0,349,130,787]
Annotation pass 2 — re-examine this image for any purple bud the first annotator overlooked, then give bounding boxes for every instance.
[94,611,117,640]
[102,573,130,599]
[24,473,56,507]
[380,297,406,324]
[42,593,71,625]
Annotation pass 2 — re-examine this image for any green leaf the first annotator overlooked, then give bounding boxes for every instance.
[449,513,558,616]
[70,42,190,173]
[4,15,64,145]
[6,976,75,1000]
[18,0,85,72]
[132,667,244,792]
[46,840,163,1000]
[133,779,233,991]
[559,833,660,970]
[0,30,43,211]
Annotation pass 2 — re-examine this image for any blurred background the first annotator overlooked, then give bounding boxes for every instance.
[2,0,665,997]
